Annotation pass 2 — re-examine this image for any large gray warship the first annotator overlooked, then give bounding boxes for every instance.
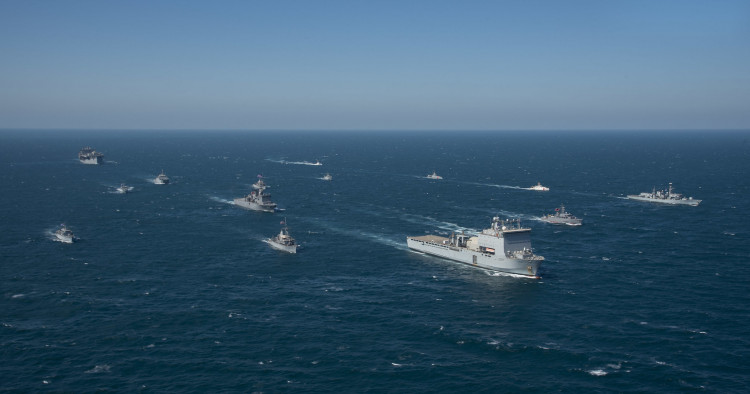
[78,147,103,164]
[627,183,701,206]
[234,184,277,212]
[541,204,582,226]
[407,217,544,277]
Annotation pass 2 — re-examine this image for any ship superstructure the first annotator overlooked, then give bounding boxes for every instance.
[407,217,544,277]
[627,183,701,206]
[78,147,103,164]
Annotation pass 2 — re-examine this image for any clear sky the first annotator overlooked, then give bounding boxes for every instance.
[1,0,748,131]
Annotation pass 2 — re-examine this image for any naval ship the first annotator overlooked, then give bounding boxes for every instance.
[154,170,170,185]
[234,184,277,212]
[78,147,103,164]
[266,220,297,253]
[627,183,701,206]
[55,224,75,243]
[407,217,544,277]
[541,204,582,226]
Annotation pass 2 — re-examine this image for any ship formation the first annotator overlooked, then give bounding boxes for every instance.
[65,146,705,277]
[78,147,104,164]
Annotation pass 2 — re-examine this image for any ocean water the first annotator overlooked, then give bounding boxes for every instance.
[1,130,749,392]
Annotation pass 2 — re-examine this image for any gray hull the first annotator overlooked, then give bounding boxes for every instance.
[626,195,700,206]
[234,198,275,212]
[266,239,297,253]
[79,157,102,165]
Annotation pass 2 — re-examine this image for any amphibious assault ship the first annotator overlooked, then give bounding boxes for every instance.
[627,183,701,206]
[78,147,103,164]
[407,217,544,277]
[234,184,277,212]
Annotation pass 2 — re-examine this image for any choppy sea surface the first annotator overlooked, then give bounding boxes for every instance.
[1,130,749,392]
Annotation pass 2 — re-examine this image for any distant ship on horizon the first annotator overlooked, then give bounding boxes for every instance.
[78,147,103,165]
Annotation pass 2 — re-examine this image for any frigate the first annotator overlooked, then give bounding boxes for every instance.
[407,217,544,277]
[541,204,582,226]
[55,224,75,243]
[627,183,701,206]
[154,170,170,185]
[234,184,277,212]
[78,147,103,164]
[266,221,297,253]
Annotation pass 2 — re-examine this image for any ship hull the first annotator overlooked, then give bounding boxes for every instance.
[56,234,74,243]
[407,237,541,277]
[233,198,276,212]
[79,157,102,165]
[626,195,700,206]
[541,218,582,226]
[266,239,297,253]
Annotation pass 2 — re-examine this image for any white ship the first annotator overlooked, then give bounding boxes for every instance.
[116,184,132,194]
[322,173,333,181]
[154,170,170,185]
[78,147,103,164]
[541,204,582,226]
[627,183,700,206]
[407,217,544,277]
[266,220,297,253]
[55,224,75,243]
[528,182,549,191]
[234,184,277,212]
[426,171,443,180]
[311,160,323,166]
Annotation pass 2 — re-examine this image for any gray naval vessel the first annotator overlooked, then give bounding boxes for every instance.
[78,147,103,164]
[541,204,582,226]
[627,183,701,206]
[266,221,297,253]
[407,217,544,277]
[234,184,277,212]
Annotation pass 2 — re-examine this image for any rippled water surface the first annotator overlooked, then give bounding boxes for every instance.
[2,130,749,392]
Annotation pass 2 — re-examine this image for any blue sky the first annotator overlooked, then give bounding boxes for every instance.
[1,0,748,130]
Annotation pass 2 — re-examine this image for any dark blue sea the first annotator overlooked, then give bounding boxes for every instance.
[2,130,749,392]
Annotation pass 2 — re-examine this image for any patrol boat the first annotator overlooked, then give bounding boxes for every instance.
[407,217,544,277]
[627,183,701,206]
[116,184,132,194]
[266,220,297,253]
[55,224,75,243]
[322,173,333,181]
[234,184,277,212]
[154,170,170,185]
[541,204,582,226]
[426,171,443,180]
[528,182,549,191]
[78,147,103,164]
